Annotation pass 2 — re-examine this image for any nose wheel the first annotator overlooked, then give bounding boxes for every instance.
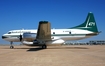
[10,41,14,49]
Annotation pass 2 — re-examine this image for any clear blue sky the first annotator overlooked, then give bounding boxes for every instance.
[0,0,105,44]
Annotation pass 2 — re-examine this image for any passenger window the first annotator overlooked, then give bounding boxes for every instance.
[53,32,55,34]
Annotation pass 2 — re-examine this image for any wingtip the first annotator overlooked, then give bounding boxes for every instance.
[39,21,49,23]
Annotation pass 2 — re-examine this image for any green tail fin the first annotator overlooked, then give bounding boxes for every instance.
[71,12,98,32]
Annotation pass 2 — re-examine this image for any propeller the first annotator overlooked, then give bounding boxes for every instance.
[19,29,22,41]
[19,34,22,41]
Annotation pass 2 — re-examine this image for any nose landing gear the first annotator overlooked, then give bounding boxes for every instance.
[10,41,14,49]
[10,46,14,49]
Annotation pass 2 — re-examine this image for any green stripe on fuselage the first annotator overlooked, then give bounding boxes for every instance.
[51,34,86,36]
[5,33,97,38]
[5,35,19,37]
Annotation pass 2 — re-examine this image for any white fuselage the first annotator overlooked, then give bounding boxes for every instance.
[2,28,95,45]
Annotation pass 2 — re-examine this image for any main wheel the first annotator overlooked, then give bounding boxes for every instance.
[10,46,14,49]
[42,45,47,49]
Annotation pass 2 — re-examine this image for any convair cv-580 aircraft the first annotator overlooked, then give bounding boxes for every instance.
[2,12,100,49]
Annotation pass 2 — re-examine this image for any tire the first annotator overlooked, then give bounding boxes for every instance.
[10,46,14,49]
[42,45,47,49]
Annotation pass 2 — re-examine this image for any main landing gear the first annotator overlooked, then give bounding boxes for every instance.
[10,41,14,49]
[42,44,47,49]
[36,40,47,49]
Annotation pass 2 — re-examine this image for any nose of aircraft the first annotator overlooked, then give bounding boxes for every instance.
[2,36,7,39]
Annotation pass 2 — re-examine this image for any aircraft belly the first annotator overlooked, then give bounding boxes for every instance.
[22,35,93,46]
[62,37,86,40]
[59,35,92,40]
[46,39,65,44]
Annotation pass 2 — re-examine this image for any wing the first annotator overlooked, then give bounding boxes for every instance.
[36,21,51,41]
[22,21,52,47]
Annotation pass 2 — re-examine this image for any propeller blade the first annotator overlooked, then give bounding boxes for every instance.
[19,34,22,41]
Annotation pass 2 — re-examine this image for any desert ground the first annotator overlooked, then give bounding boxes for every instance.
[0,45,105,66]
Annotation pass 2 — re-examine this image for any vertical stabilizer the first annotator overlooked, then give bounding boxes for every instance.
[71,12,98,32]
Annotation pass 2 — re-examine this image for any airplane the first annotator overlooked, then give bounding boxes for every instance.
[2,12,100,49]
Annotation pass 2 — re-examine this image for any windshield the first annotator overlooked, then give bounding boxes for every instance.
[8,32,11,34]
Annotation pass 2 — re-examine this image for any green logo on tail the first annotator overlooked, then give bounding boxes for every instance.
[70,12,98,32]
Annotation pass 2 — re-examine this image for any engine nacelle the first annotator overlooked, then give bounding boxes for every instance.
[22,33,36,41]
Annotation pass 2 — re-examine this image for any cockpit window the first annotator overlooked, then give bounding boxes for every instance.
[8,32,11,34]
